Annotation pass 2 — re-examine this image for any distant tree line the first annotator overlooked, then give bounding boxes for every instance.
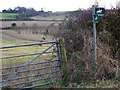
[2,6,53,20]
[2,7,38,14]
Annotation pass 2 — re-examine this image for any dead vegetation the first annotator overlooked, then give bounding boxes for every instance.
[57,9,119,88]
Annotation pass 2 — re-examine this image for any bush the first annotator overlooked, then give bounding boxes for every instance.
[11,23,17,28]
[59,8,119,87]
[97,9,120,58]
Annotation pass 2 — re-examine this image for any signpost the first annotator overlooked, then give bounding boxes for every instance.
[92,5,105,65]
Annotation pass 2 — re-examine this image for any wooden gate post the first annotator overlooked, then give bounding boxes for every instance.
[59,37,69,86]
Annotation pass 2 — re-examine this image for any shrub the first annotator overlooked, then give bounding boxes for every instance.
[59,8,119,87]
[11,23,17,27]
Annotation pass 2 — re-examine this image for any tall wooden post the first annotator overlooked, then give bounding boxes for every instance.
[59,37,69,86]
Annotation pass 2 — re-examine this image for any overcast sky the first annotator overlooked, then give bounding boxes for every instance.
[0,0,119,12]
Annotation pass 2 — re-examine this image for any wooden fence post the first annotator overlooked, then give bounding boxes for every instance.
[59,37,69,86]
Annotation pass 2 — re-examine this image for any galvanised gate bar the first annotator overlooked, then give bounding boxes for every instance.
[0,41,62,89]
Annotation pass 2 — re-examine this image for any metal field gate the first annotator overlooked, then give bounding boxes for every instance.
[0,40,62,89]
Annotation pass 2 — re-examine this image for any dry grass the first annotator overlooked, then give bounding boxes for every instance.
[1,20,61,28]
[31,15,65,20]
[2,30,52,41]
[1,20,60,41]
[62,29,119,88]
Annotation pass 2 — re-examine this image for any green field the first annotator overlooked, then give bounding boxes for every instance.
[0,13,18,19]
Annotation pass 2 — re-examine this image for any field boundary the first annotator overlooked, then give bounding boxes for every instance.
[0,19,63,21]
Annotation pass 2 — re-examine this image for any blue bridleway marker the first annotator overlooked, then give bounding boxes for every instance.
[94,14,99,23]
[95,8,105,16]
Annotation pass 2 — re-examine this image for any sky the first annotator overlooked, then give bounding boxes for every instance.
[0,0,119,12]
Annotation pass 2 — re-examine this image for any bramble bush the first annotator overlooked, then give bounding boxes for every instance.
[59,8,119,87]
